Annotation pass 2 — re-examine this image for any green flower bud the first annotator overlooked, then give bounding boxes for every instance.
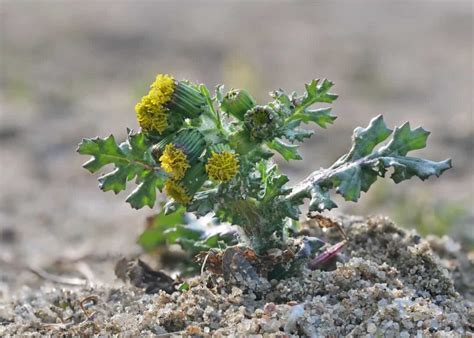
[171,129,207,163]
[244,105,282,141]
[220,89,256,121]
[170,80,207,119]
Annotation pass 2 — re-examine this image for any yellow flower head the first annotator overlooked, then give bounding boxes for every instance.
[135,74,176,134]
[164,180,191,204]
[205,151,239,182]
[159,143,190,180]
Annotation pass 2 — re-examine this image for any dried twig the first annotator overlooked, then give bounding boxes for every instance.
[309,214,348,240]
[79,295,99,318]
[27,266,87,286]
[200,251,211,278]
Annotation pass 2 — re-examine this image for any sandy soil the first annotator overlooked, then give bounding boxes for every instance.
[0,0,472,321]
[1,217,473,336]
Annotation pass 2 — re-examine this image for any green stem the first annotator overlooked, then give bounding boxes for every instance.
[200,84,224,133]
[208,97,224,131]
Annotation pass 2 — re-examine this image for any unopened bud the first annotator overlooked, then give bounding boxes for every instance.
[220,89,256,121]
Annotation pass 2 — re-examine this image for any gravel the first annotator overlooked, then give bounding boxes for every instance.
[1,216,472,336]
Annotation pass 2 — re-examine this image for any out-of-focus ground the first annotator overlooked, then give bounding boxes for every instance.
[0,1,472,293]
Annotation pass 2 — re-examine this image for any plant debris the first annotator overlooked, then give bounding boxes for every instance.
[114,258,176,294]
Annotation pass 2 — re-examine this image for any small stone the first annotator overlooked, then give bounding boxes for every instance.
[284,304,305,333]
[186,325,202,334]
[446,313,459,323]
[263,302,276,315]
[367,323,377,334]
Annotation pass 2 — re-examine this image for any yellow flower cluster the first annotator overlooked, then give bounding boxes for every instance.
[159,144,190,180]
[205,151,239,182]
[164,180,191,205]
[135,74,175,134]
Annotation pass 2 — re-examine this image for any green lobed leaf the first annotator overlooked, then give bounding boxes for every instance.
[138,206,233,255]
[267,139,302,161]
[163,225,202,245]
[276,79,337,140]
[271,80,337,138]
[379,157,452,184]
[78,135,127,173]
[336,114,392,163]
[308,186,338,212]
[78,130,165,209]
[278,199,301,220]
[282,120,315,143]
[289,107,337,129]
[286,115,452,213]
[176,233,230,256]
[126,171,165,209]
[98,165,133,194]
[298,79,339,110]
[257,162,291,202]
[379,122,430,156]
[137,207,187,251]
[333,165,362,202]
[186,189,220,217]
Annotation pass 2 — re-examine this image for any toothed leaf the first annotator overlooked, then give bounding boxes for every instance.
[267,139,302,161]
[298,79,339,108]
[338,114,392,162]
[379,157,452,184]
[257,163,290,202]
[79,135,127,173]
[287,115,452,213]
[98,165,133,194]
[289,107,337,128]
[78,130,166,209]
[379,122,430,156]
[333,165,362,202]
[126,171,165,209]
[138,207,233,255]
[272,80,337,142]
[282,120,314,142]
[308,186,338,212]
[288,79,338,125]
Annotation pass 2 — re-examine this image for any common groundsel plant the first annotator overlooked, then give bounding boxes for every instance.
[78,74,451,256]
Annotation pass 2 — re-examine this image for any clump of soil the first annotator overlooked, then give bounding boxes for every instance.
[1,216,472,336]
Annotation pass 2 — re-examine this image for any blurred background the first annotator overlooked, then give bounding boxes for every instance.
[0,1,472,291]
